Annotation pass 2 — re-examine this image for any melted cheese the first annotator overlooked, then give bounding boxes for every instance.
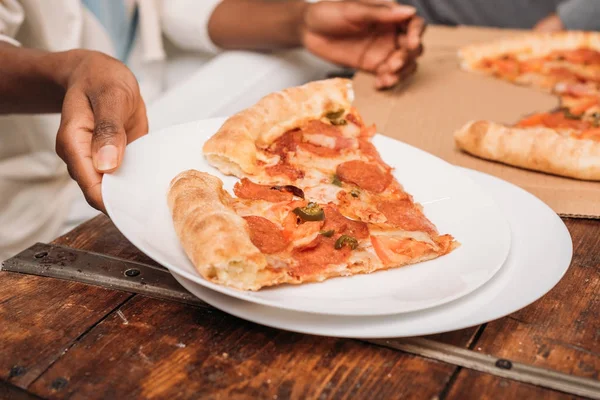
[304,184,343,204]
[289,147,364,174]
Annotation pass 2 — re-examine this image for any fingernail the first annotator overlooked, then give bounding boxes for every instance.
[95,145,118,171]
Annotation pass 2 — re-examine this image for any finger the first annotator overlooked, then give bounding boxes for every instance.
[405,16,426,49]
[397,59,418,81]
[57,89,106,212]
[376,60,418,90]
[88,86,132,173]
[347,2,416,25]
[358,29,397,71]
[377,48,409,75]
[397,33,424,59]
[124,97,149,144]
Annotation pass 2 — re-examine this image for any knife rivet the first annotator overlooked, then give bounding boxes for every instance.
[125,268,140,277]
[34,251,48,259]
[495,359,512,370]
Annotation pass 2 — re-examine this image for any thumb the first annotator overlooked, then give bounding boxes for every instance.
[347,2,416,25]
[90,91,129,174]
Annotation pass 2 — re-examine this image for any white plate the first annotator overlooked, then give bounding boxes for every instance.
[103,118,510,316]
[171,169,573,338]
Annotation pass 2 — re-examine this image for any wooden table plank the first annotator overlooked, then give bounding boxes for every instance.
[450,219,599,380]
[0,380,44,400]
[446,369,585,400]
[28,296,456,400]
[0,272,131,388]
[52,215,482,349]
[3,214,595,399]
[52,215,160,267]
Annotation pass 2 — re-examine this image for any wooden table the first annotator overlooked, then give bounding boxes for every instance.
[0,214,598,399]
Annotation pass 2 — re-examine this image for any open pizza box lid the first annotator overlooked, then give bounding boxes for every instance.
[353,25,600,218]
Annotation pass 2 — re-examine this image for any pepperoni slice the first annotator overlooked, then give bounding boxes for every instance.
[299,120,354,157]
[517,111,591,130]
[266,163,304,180]
[377,199,437,234]
[234,179,293,202]
[549,67,584,83]
[371,236,435,266]
[346,113,363,127]
[322,205,369,239]
[291,235,351,275]
[270,129,302,158]
[358,138,388,167]
[301,120,343,137]
[550,49,600,65]
[336,160,392,193]
[243,216,288,254]
[299,142,340,157]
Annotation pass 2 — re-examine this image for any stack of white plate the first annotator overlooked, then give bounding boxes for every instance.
[103,118,573,338]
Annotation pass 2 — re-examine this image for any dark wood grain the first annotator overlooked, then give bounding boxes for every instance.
[452,219,600,381]
[425,327,482,348]
[0,271,131,388]
[0,380,44,400]
[2,213,595,399]
[445,369,585,400]
[52,215,160,267]
[29,296,456,400]
[53,215,483,349]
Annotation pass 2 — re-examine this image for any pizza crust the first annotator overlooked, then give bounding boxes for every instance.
[167,169,276,290]
[202,78,354,177]
[459,31,600,71]
[454,120,600,181]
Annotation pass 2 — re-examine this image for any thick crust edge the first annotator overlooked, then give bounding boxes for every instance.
[454,120,600,181]
[167,169,272,290]
[458,31,600,71]
[202,78,354,177]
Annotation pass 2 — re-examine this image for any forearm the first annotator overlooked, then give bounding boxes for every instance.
[0,42,79,114]
[208,0,308,51]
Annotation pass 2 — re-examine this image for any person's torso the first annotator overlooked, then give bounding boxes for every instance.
[398,0,563,29]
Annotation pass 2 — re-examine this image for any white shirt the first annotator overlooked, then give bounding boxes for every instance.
[0,0,221,260]
[0,0,333,260]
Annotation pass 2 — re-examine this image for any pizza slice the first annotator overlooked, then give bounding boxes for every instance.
[168,79,458,291]
[459,31,600,96]
[455,32,600,181]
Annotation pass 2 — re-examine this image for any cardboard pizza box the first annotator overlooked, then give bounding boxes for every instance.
[353,25,600,218]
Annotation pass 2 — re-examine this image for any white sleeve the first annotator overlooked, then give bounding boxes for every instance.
[159,0,222,54]
[0,0,24,46]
